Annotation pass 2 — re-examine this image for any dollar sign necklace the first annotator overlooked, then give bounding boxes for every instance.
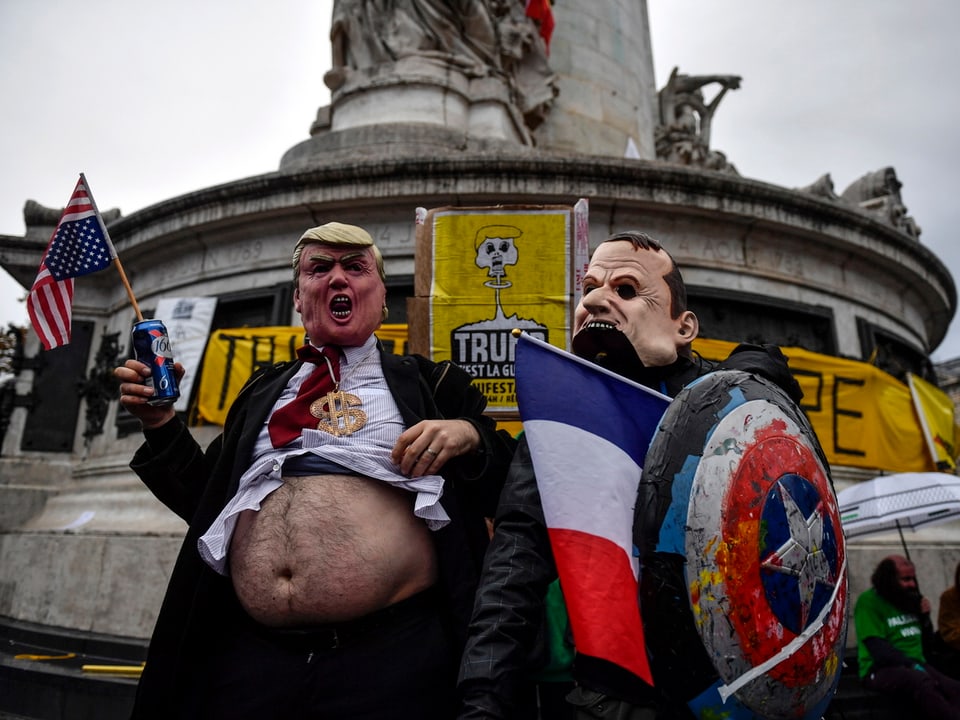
[308,345,372,437]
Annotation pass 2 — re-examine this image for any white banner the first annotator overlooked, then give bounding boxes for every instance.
[154,297,218,412]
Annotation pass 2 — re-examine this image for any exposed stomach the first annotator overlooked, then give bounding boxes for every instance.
[229,473,438,627]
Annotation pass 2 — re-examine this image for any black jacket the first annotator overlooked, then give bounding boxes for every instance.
[457,344,803,719]
[129,346,515,719]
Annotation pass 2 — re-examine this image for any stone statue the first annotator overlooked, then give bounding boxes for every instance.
[326,0,501,88]
[797,173,841,201]
[655,66,741,174]
[488,0,557,130]
[841,167,921,239]
[325,0,556,137]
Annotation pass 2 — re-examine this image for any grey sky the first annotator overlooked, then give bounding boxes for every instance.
[3,1,959,360]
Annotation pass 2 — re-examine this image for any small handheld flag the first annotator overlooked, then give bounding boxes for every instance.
[27,174,142,350]
[514,330,670,685]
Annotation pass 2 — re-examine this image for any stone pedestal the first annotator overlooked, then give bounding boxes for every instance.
[328,55,530,146]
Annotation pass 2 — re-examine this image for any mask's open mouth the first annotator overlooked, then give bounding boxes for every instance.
[573,322,630,361]
[331,294,352,318]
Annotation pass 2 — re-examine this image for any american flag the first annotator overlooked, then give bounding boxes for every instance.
[27,175,116,350]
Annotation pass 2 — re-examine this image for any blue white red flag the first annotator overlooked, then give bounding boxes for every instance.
[514,331,670,685]
[525,0,555,51]
[27,175,116,350]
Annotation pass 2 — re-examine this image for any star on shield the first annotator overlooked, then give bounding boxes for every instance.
[759,473,838,634]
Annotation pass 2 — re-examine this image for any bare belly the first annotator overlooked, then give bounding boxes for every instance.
[229,473,438,627]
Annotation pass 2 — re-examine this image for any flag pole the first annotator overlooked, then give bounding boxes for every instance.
[80,173,143,321]
[112,257,143,322]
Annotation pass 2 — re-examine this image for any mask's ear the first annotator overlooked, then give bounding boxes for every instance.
[293,287,302,314]
[677,310,699,343]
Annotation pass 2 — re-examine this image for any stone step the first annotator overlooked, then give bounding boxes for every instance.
[823,651,914,720]
[0,616,144,720]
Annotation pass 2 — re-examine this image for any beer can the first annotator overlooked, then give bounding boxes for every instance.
[131,319,180,406]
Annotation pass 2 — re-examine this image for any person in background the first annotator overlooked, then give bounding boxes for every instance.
[938,560,960,651]
[935,559,960,678]
[854,555,960,719]
[115,221,515,720]
[457,230,803,719]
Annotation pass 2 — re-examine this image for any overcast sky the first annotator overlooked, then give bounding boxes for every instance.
[3,1,959,360]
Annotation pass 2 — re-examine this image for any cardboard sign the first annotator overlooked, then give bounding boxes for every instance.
[409,205,583,417]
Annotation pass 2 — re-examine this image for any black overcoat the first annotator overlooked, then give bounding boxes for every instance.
[129,346,514,719]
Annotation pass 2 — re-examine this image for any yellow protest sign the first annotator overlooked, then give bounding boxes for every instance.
[412,206,578,414]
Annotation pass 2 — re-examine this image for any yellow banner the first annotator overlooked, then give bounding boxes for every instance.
[194,326,955,474]
[693,338,946,474]
[195,325,407,425]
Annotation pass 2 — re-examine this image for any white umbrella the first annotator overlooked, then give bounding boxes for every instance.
[837,471,960,559]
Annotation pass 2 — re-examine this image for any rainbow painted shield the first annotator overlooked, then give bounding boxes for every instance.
[635,370,847,719]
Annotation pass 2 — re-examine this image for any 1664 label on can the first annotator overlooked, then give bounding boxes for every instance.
[131,319,180,406]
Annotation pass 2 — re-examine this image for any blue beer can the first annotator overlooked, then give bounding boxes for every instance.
[131,319,180,406]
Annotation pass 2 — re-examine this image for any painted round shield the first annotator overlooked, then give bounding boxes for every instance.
[636,370,847,720]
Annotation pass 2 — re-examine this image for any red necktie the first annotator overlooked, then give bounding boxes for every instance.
[268,345,340,448]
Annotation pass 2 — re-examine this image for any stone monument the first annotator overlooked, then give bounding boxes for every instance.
[0,3,956,715]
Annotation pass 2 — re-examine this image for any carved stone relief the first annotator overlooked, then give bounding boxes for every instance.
[654,66,741,175]
[325,0,557,139]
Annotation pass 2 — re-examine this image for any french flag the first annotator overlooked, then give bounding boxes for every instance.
[514,332,670,685]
